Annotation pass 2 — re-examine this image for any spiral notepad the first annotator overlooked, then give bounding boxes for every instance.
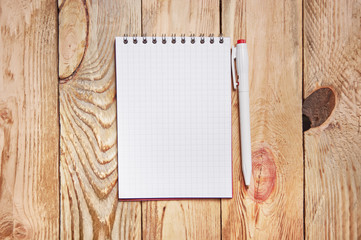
[116,35,232,199]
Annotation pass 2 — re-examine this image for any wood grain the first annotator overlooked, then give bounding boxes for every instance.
[142,0,220,36]
[141,1,221,239]
[221,0,304,239]
[59,0,142,238]
[304,0,361,238]
[0,0,59,239]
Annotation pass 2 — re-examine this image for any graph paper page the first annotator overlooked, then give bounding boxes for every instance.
[116,37,232,199]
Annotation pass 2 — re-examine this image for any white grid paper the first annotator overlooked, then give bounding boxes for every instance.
[116,37,232,199]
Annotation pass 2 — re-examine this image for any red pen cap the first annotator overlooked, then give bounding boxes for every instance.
[237,39,246,44]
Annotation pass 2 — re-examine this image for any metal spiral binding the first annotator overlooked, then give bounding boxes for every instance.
[142,34,147,44]
[200,34,205,44]
[219,34,223,43]
[181,34,186,44]
[122,34,223,44]
[190,34,195,44]
[209,34,214,44]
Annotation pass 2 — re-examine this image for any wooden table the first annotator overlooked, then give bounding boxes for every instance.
[1,0,360,239]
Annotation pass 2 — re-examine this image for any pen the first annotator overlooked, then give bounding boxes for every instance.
[231,39,252,186]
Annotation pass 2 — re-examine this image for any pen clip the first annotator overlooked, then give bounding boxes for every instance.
[231,46,238,90]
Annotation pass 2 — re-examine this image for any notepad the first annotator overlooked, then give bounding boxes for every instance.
[115,36,232,199]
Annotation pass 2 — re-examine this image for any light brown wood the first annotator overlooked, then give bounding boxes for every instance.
[142,0,220,36]
[59,0,142,238]
[0,0,59,239]
[221,0,304,239]
[304,0,361,238]
[58,0,87,79]
[4,0,361,238]
[141,1,221,239]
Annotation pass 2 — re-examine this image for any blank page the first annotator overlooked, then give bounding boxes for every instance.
[116,36,232,199]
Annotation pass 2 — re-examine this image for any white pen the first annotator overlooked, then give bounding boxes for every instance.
[231,39,252,186]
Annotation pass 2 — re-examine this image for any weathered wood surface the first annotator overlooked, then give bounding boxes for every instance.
[2,0,361,238]
[221,0,304,239]
[0,0,59,239]
[141,1,222,239]
[59,0,141,238]
[304,0,361,239]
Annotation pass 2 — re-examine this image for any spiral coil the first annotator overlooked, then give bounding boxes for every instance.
[122,34,224,44]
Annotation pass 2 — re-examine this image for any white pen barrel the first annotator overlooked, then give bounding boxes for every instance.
[236,44,249,92]
[239,90,252,186]
[236,41,252,186]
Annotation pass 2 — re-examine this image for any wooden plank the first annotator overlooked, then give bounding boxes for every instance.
[304,0,361,238]
[58,0,142,238]
[0,0,59,239]
[141,1,221,239]
[221,0,304,239]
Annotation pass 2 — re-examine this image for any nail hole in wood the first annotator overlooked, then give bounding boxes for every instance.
[302,87,336,132]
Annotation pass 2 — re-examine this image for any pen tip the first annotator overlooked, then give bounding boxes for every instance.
[244,178,251,186]
[237,39,246,44]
